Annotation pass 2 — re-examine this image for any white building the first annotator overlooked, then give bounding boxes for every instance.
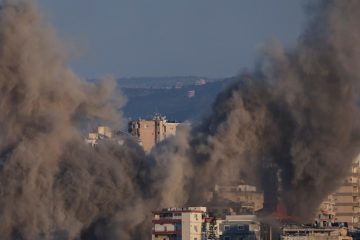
[152,207,206,240]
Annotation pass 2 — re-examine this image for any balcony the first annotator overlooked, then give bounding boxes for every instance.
[152,219,181,224]
[152,230,182,236]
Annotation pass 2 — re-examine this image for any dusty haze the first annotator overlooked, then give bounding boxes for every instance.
[0,0,359,239]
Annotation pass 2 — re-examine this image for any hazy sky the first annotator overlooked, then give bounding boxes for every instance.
[38,0,305,79]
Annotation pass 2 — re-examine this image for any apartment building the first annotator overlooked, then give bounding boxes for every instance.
[281,224,352,240]
[85,126,112,146]
[152,207,206,240]
[219,215,261,240]
[319,160,360,229]
[128,115,181,152]
[212,184,264,212]
[203,216,222,240]
[317,194,336,225]
[151,207,262,240]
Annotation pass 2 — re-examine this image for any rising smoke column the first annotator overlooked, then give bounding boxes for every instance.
[0,0,360,239]
[152,0,360,219]
[0,0,153,239]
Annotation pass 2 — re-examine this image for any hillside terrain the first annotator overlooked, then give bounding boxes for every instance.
[120,77,232,121]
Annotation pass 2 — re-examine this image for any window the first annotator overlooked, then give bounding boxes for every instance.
[175,223,181,231]
[224,225,230,231]
[238,225,245,231]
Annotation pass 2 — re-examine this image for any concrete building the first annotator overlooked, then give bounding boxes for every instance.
[203,217,222,240]
[195,79,206,86]
[207,199,257,219]
[152,207,206,240]
[212,184,264,213]
[281,224,352,240]
[151,207,261,240]
[85,125,140,147]
[318,160,360,229]
[85,126,112,146]
[219,215,261,240]
[317,194,336,226]
[128,115,181,152]
[333,161,360,228]
[187,90,196,98]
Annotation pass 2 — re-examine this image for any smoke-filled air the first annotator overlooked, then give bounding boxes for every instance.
[0,0,359,239]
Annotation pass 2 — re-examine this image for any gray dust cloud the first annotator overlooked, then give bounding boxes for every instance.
[0,0,359,239]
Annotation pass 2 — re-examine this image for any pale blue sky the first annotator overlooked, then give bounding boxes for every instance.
[38,0,305,79]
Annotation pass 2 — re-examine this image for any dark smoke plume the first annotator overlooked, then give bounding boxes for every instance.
[0,0,151,239]
[154,0,360,219]
[0,0,359,239]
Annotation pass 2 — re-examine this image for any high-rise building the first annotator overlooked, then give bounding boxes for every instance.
[317,194,336,225]
[152,207,206,240]
[210,184,264,214]
[333,161,360,228]
[318,159,360,229]
[128,115,182,152]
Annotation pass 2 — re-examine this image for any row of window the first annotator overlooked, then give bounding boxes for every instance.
[224,225,246,231]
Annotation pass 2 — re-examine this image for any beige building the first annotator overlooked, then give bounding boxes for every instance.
[152,207,206,240]
[128,115,181,152]
[281,226,352,240]
[85,126,112,146]
[317,194,336,225]
[318,159,360,229]
[213,184,264,212]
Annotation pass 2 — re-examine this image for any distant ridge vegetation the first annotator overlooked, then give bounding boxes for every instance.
[116,76,221,89]
[119,76,234,122]
[89,76,232,122]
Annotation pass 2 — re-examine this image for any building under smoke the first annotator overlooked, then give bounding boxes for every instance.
[128,114,183,152]
[317,158,360,229]
[0,0,359,239]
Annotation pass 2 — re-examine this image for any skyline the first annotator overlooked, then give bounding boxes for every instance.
[0,1,359,239]
[38,0,305,79]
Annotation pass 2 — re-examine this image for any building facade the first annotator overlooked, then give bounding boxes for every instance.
[152,207,206,240]
[212,184,264,213]
[333,162,360,227]
[317,194,336,226]
[281,225,352,240]
[219,215,261,240]
[319,160,360,229]
[85,126,112,146]
[128,115,181,152]
[152,207,263,240]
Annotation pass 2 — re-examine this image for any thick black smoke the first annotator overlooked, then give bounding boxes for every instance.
[0,0,359,239]
[157,0,360,218]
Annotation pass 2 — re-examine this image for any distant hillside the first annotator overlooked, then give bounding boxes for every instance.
[117,76,221,89]
[121,78,233,121]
